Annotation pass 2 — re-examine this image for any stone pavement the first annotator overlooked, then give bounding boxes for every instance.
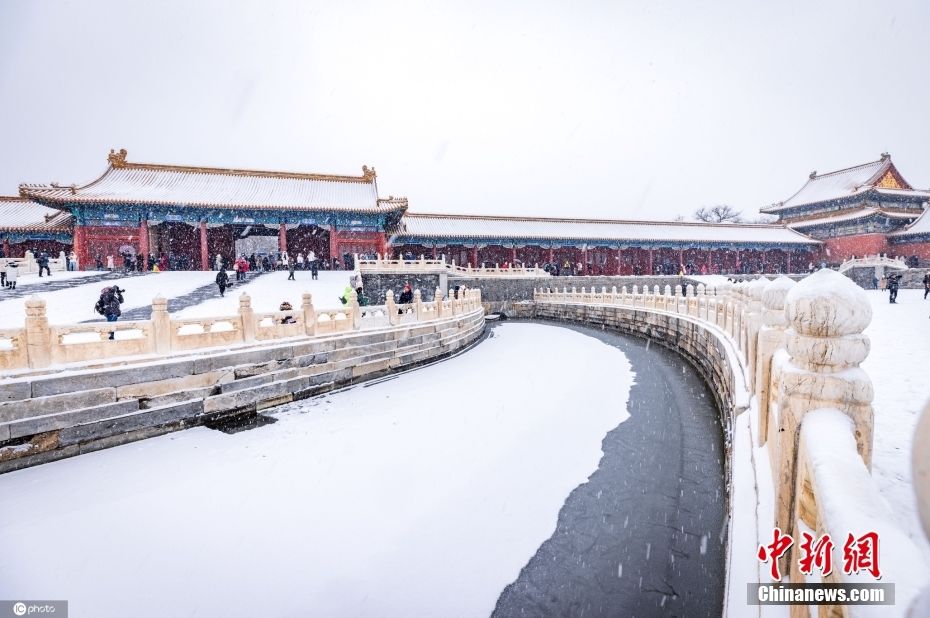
[493,322,726,617]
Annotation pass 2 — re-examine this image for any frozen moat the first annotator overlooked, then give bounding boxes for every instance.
[0,321,726,617]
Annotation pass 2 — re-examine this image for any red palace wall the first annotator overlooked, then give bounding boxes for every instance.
[822,234,888,262]
[78,225,142,270]
[890,240,930,261]
[330,230,385,263]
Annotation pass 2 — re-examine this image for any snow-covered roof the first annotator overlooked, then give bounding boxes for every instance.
[397,213,819,245]
[891,208,930,237]
[20,149,403,214]
[0,197,73,232]
[789,207,920,229]
[763,154,928,213]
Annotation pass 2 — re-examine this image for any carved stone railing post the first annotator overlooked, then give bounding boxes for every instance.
[349,289,361,329]
[756,277,795,447]
[24,297,51,368]
[774,269,873,534]
[386,289,399,326]
[302,292,317,335]
[745,278,767,384]
[239,293,256,342]
[414,289,423,321]
[151,296,171,354]
[435,287,444,318]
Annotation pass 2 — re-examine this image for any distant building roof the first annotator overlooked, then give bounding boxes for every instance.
[397,213,819,245]
[0,197,73,232]
[20,148,405,214]
[762,154,930,214]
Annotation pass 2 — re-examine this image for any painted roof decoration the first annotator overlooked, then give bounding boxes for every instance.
[762,153,930,213]
[396,213,819,245]
[19,149,404,214]
[0,197,73,232]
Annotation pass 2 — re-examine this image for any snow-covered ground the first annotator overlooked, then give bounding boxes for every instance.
[11,269,101,286]
[862,288,930,564]
[174,270,354,318]
[0,323,636,618]
[0,272,217,328]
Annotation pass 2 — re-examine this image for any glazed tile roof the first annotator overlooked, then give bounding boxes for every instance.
[788,207,920,229]
[0,197,73,232]
[762,155,929,214]
[20,149,403,214]
[891,209,930,237]
[397,213,819,245]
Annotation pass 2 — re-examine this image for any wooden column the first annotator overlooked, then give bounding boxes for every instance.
[648,248,654,274]
[511,247,517,265]
[471,246,478,267]
[786,252,792,274]
[432,245,437,259]
[679,248,684,272]
[2,237,10,259]
[548,247,554,264]
[581,247,587,274]
[328,225,338,266]
[71,226,85,269]
[735,249,741,273]
[199,221,209,271]
[278,223,287,253]
[138,220,149,261]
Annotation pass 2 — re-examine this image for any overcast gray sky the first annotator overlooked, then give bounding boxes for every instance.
[2,0,929,222]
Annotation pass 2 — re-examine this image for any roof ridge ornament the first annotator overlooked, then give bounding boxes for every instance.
[108,148,128,168]
[809,170,817,179]
[362,165,376,181]
[881,152,890,159]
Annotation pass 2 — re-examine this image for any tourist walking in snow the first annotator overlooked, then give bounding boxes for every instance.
[95,286,124,340]
[310,257,319,280]
[0,260,6,287]
[5,262,17,289]
[68,250,78,271]
[307,250,316,270]
[106,255,114,271]
[216,269,229,297]
[923,272,930,300]
[287,258,296,281]
[37,252,51,277]
[887,273,901,304]
[214,254,223,271]
[296,252,305,270]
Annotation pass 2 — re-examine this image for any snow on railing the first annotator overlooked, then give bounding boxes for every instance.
[357,253,550,277]
[0,250,68,275]
[838,254,909,273]
[533,270,930,615]
[0,288,484,372]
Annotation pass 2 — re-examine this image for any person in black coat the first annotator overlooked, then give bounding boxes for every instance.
[923,272,930,300]
[37,252,51,277]
[216,270,229,297]
[396,283,414,315]
[887,273,902,304]
[95,286,124,339]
